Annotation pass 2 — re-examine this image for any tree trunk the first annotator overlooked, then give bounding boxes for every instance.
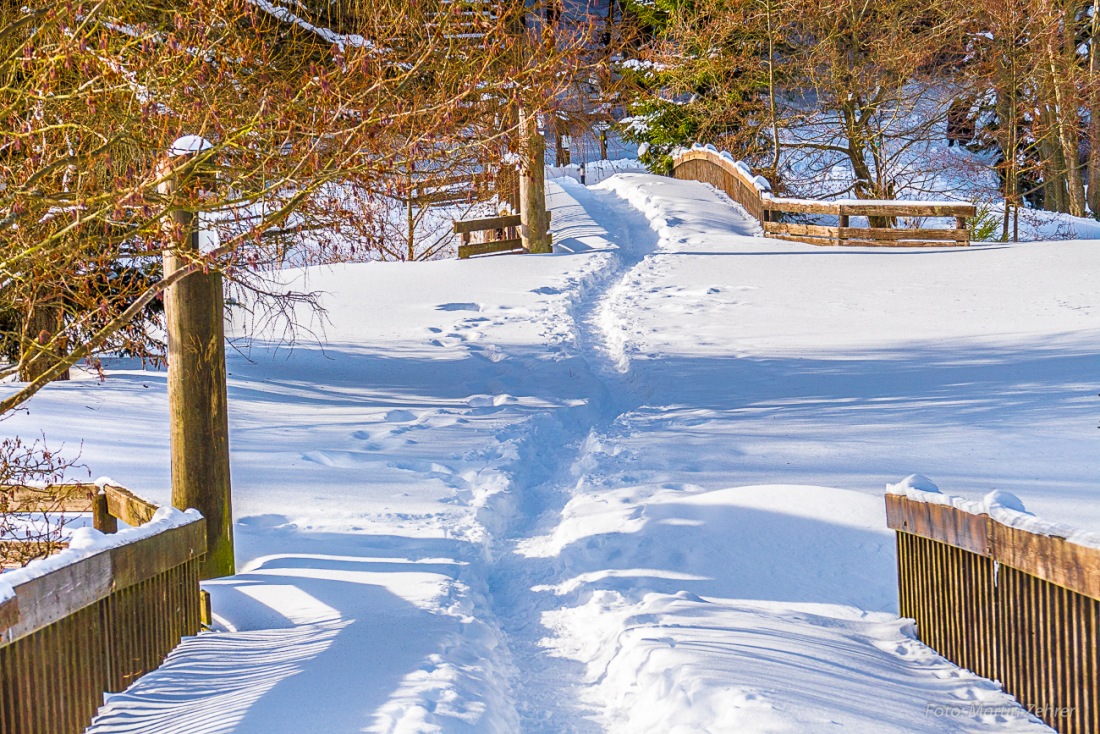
[1088,0,1100,218]
[1043,6,1086,215]
[1038,106,1068,212]
[18,297,69,383]
[764,0,781,180]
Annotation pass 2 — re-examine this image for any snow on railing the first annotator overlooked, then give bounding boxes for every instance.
[670,145,976,247]
[886,475,1100,732]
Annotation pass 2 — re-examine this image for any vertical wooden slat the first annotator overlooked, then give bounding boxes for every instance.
[1013,567,1026,706]
[1012,572,1029,713]
[1087,597,1097,733]
[1065,585,1080,734]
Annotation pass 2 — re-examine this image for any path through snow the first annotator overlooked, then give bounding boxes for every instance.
[4,174,1086,732]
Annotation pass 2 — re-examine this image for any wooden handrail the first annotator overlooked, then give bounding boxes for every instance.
[887,493,1100,602]
[0,502,204,644]
[454,213,522,234]
[671,145,975,247]
[764,197,976,218]
[1,482,161,532]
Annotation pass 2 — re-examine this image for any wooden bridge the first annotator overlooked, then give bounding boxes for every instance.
[672,145,976,247]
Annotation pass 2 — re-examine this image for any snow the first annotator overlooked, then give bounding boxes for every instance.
[547,158,647,187]
[3,170,1092,731]
[1,507,201,587]
[169,135,214,157]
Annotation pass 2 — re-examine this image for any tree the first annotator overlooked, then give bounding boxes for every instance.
[0,0,591,564]
[618,0,790,175]
[0,0,585,412]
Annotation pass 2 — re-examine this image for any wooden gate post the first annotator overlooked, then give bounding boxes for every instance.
[518,106,552,254]
[159,147,234,579]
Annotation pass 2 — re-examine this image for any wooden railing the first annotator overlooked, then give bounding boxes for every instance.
[454,214,524,259]
[0,483,206,734]
[454,211,551,259]
[887,490,1099,732]
[672,145,976,247]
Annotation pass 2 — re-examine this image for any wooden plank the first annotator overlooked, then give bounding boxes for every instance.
[764,199,842,216]
[992,522,1100,603]
[0,597,17,635]
[1,551,113,644]
[763,222,837,239]
[454,214,522,234]
[838,202,976,218]
[766,198,975,218]
[93,491,118,534]
[409,190,478,206]
[110,520,206,592]
[0,540,69,560]
[104,485,159,528]
[459,238,525,259]
[838,227,966,242]
[0,484,96,513]
[885,495,991,556]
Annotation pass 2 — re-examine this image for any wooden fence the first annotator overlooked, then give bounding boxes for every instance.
[672,146,976,247]
[887,492,1099,732]
[0,483,206,734]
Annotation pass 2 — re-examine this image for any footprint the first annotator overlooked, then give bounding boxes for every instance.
[437,302,481,312]
[385,409,417,422]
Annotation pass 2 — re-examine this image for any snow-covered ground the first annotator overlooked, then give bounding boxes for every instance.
[4,172,1095,732]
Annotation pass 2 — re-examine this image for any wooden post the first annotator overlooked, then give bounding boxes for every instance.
[519,107,552,254]
[92,490,117,534]
[838,213,850,246]
[159,151,235,579]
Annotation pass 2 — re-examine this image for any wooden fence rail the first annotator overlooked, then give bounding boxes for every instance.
[887,492,1099,732]
[672,146,976,247]
[0,484,206,734]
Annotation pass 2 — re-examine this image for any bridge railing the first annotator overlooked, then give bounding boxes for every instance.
[671,145,975,247]
[886,485,1099,732]
[0,483,206,734]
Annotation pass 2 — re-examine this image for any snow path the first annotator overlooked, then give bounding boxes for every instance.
[4,174,1088,731]
[480,179,661,731]
[516,176,1052,732]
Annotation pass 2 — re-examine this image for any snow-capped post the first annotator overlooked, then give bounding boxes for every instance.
[519,107,552,253]
[159,135,235,579]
